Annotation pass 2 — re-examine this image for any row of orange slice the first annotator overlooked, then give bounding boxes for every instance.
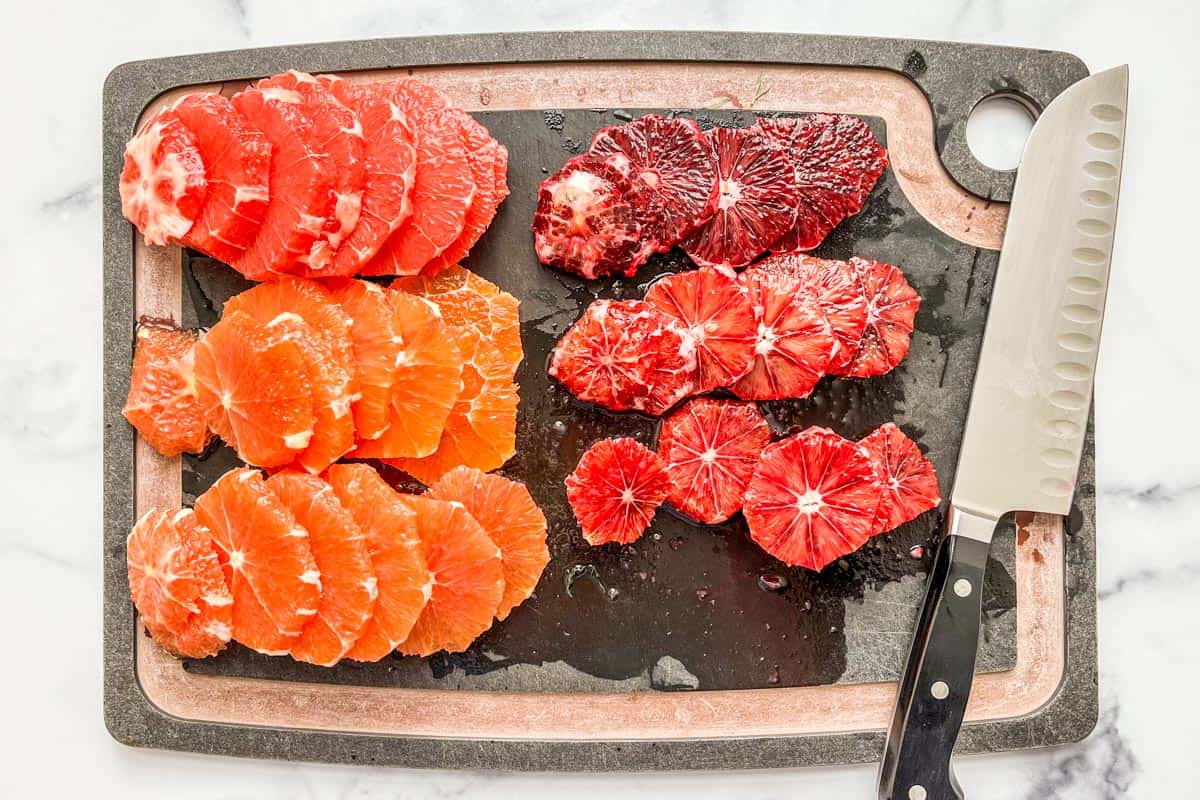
[128,463,549,663]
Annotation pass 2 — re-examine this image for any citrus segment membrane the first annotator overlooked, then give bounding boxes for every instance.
[860,422,941,534]
[566,437,670,545]
[118,109,207,247]
[123,323,209,457]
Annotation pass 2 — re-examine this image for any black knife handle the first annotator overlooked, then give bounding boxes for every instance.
[878,532,990,800]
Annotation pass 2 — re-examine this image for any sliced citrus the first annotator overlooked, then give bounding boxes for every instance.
[837,257,921,378]
[743,427,883,571]
[325,463,431,662]
[193,468,321,654]
[396,495,504,656]
[193,309,315,468]
[325,278,402,441]
[657,398,772,525]
[119,109,207,247]
[123,323,209,457]
[266,471,377,666]
[427,466,549,621]
[566,437,669,545]
[860,423,941,534]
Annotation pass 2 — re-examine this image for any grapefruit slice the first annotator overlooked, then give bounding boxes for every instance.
[325,463,431,662]
[532,154,654,279]
[733,267,835,400]
[860,423,941,534]
[644,268,756,392]
[231,81,336,279]
[657,398,772,525]
[396,495,505,656]
[680,126,799,270]
[350,292,463,459]
[223,278,356,472]
[172,92,271,264]
[743,427,883,571]
[589,114,719,251]
[837,258,921,378]
[193,310,315,468]
[565,437,669,545]
[119,109,207,247]
[122,323,209,457]
[755,114,889,252]
[427,466,549,621]
[325,279,402,441]
[257,71,366,271]
[193,468,321,654]
[266,471,377,666]
[127,508,232,659]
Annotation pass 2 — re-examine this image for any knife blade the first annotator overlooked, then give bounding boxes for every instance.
[878,65,1128,800]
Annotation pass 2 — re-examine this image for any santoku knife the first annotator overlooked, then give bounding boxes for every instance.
[877,65,1128,800]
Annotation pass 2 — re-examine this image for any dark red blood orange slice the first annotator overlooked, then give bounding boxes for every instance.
[657,398,772,525]
[755,114,889,252]
[644,268,756,392]
[123,323,209,457]
[119,109,207,246]
[860,423,941,534]
[733,268,835,400]
[257,71,366,271]
[396,495,504,656]
[231,82,336,280]
[549,299,695,415]
[325,463,431,662]
[838,257,921,378]
[172,93,271,263]
[589,114,719,251]
[127,508,232,659]
[266,471,377,666]
[325,279,402,441]
[193,309,315,468]
[194,468,322,654]
[532,154,654,280]
[743,427,883,571]
[680,126,799,270]
[426,466,549,621]
[566,437,670,545]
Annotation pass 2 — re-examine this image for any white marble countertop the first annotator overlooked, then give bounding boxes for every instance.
[3,0,1198,797]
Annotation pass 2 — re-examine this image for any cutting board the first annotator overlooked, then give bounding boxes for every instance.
[102,31,1099,769]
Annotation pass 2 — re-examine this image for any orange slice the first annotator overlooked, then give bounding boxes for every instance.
[122,323,209,457]
[325,279,401,441]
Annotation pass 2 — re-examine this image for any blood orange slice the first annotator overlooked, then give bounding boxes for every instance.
[396,495,504,655]
[325,463,431,661]
[680,126,799,270]
[231,81,336,279]
[194,310,315,468]
[860,423,941,534]
[119,109,207,247]
[754,253,869,374]
[223,278,356,472]
[733,267,835,400]
[566,437,669,545]
[257,71,367,271]
[127,508,232,658]
[351,292,462,459]
[532,154,654,280]
[837,257,921,378]
[755,114,888,252]
[427,466,549,621]
[743,427,883,571]
[657,398,772,525]
[644,268,756,392]
[325,279,402,441]
[589,114,718,251]
[266,471,377,666]
[194,468,321,654]
[123,323,209,457]
[171,93,271,263]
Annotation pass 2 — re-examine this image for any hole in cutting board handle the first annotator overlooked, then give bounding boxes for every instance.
[966,93,1038,171]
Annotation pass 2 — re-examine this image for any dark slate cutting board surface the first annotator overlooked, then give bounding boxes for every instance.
[179,108,1017,692]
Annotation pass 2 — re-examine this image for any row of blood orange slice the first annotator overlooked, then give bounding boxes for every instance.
[128,462,548,663]
[119,71,507,281]
[122,267,521,483]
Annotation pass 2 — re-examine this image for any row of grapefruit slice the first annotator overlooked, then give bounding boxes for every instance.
[531,113,887,279]
[128,462,549,662]
[122,267,521,483]
[119,71,507,281]
[564,399,940,571]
